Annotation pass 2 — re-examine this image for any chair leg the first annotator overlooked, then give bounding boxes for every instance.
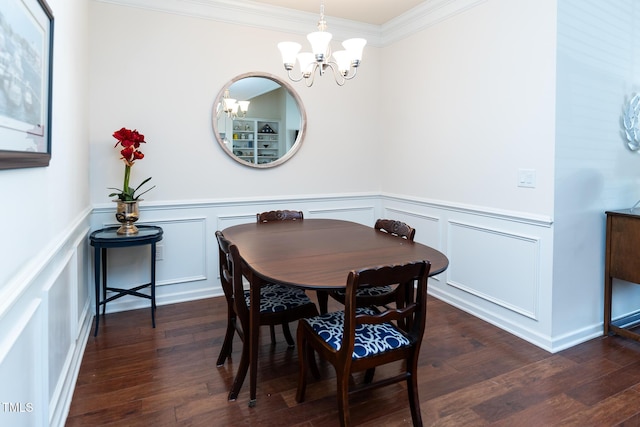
[309,347,320,380]
[363,367,375,384]
[296,323,308,403]
[228,337,250,401]
[216,315,236,367]
[269,325,276,345]
[317,290,329,314]
[336,371,351,427]
[282,322,295,347]
[406,360,423,427]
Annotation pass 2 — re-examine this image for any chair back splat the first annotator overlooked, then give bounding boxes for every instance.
[296,260,431,427]
[255,209,307,346]
[257,209,303,223]
[374,218,416,241]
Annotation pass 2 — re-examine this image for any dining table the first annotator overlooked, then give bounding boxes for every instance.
[221,218,449,406]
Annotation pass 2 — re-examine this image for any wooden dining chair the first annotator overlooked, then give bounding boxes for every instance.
[318,219,417,314]
[296,260,431,427]
[257,209,304,222]
[215,231,319,400]
[257,209,305,341]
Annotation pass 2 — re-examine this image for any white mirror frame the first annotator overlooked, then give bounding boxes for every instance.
[212,71,307,168]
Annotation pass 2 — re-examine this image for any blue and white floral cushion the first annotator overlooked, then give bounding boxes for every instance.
[304,308,411,359]
[331,285,394,298]
[243,284,313,313]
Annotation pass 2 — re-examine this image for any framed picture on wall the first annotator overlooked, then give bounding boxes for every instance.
[0,0,53,170]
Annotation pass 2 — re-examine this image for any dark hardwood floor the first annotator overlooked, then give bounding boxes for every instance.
[66,294,640,426]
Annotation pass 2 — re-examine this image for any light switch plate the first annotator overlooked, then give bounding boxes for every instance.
[518,169,536,188]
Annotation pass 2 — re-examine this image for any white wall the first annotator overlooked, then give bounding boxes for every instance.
[0,0,91,425]
[88,2,383,205]
[0,0,91,296]
[553,0,640,341]
[380,0,557,215]
[377,0,561,349]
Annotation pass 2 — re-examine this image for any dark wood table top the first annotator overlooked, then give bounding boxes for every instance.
[222,218,449,290]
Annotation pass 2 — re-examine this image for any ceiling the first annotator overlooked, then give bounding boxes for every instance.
[248,0,428,26]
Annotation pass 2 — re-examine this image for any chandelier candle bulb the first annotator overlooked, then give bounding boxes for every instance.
[307,31,332,61]
[297,52,315,77]
[278,42,302,68]
[342,38,367,65]
[218,89,250,119]
[238,101,250,114]
[332,50,351,75]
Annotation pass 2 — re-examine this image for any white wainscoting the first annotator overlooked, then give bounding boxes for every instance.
[89,194,559,351]
[380,194,556,351]
[89,194,382,315]
[0,209,92,427]
[447,220,540,320]
[1,193,563,425]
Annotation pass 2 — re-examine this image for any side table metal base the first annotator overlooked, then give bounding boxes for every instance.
[90,225,163,336]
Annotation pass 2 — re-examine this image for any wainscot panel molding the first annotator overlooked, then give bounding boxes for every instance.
[91,193,565,351]
[90,193,577,351]
[308,205,377,224]
[379,193,562,352]
[447,220,540,320]
[94,0,487,47]
[89,194,383,317]
[380,192,554,227]
[92,216,210,313]
[0,208,92,427]
[381,206,443,259]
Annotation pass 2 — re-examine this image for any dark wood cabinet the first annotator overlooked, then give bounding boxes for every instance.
[604,210,640,340]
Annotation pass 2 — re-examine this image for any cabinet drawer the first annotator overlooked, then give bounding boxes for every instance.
[608,214,640,283]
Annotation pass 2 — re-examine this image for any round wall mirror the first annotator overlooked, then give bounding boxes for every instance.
[212,72,306,168]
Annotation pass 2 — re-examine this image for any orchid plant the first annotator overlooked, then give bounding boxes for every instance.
[108,127,155,201]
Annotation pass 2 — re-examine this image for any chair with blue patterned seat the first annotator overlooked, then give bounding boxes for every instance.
[296,260,431,427]
[317,219,417,314]
[256,209,306,342]
[215,230,319,401]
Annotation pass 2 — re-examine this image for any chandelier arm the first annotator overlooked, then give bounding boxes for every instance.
[343,66,359,81]
[318,62,327,76]
[304,66,317,87]
[323,61,346,86]
[286,69,306,83]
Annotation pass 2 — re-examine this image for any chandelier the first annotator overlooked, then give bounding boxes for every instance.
[277,3,366,87]
[219,89,250,119]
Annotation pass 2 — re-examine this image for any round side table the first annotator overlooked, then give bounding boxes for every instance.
[90,225,163,336]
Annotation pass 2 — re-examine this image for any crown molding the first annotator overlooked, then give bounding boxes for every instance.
[381,0,486,46]
[93,0,485,47]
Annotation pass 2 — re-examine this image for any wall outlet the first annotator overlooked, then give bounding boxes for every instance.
[156,244,164,261]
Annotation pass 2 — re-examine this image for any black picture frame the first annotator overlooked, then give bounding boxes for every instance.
[0,0,54,170]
